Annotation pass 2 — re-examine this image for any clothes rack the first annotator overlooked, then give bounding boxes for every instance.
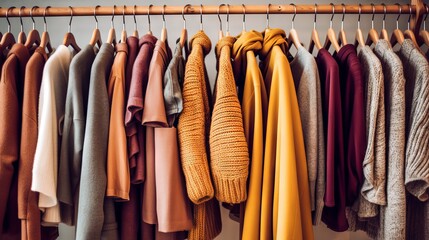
[0,1,426,35]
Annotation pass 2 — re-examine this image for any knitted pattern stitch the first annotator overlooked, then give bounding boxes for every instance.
[178,30,214,204]
[210,36,249,204]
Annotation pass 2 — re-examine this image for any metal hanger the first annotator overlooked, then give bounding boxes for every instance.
[18,6,26,44]
[217,4,225,40]
[133,5,138,37]
[354,3,365,47]
[309,3,322,53]
[226,4,230,36]
[179,4,191,56]
[25,6,41,49]
[390,3,405,47]
[0,6,16,52]
[404,3,419,47]
[121,5,127,43]
[241,4,246,34]
[365,3,379,46]
[266,3,271,32]
[337,3,347,47]
[106,5,117,45]
[160,5,167,42]
[418,4,429,47]
[200,4,203,31]
[62,6,80,52]
[379,3,389,40]
[323,3,341,52]
[39,6,52,54]
[89,5,102,47]
[287,3,302,51]
[147,4,152,35]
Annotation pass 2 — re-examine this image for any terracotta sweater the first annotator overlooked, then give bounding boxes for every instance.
[210,36,249,204]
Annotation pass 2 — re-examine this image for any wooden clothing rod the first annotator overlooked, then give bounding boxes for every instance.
[0,4,423,17]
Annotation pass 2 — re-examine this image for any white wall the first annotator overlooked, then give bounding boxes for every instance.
[0,0,412,239]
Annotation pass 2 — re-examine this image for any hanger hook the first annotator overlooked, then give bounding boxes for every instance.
[313,4,317,30]
[407,3,412,30]
[68,6,73,33]
[122,5,126,32]
[182,4,191,29]
[43,6,50,32]
[6,6,15,33]
[290,3,296,29]
[395,3,402,30]
[111,5,115,29]
[30,6,39,30]
[370,3,375,29]
[200,4,203,30]
[329,3,335,29]
[341,3,345,30]
[381,3,386,30]
[94,5,100,29]
[357,4,361,29]
[217,4,225,32]
[133,5,137,32]
[147,5,152,33]
[226,4,230,34]
[19,6,25,33]
[266,4,271,29]
[242,4,246,32]
[162,5,166,29]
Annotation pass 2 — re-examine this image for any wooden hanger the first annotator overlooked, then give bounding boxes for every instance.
[17,7,27,44]
[89,5,102,47]
[287,4,302,51]
[0,7,17,53]
[403,4,419,47]
[25,6,41,49]
[39,6,53,54]
[121,5,127,43]
[337,4,348,47]
[63,6,80,52]
[160,5,167,42]
[106,5,117,46]
[179,4,191,56]
[147,5,153,35]
[366,4,379,47]
[323,4,341,53]
[419,5,429,47]
[309,4,322,54]
[354,4,365,47]
[132,5,139,38]
[391,4,405,47]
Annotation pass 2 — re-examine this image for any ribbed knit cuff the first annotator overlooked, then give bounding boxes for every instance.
[213,175,247,204]
[182,163,214,204]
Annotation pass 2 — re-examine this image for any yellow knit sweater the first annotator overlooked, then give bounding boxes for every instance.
[210,36,249,204]
[178,30,214,205]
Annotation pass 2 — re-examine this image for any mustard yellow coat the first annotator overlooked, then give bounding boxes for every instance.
[259,29,314,240]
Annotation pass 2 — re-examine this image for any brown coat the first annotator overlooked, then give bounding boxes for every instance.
[0,43,30,239]
[18,47,58,240]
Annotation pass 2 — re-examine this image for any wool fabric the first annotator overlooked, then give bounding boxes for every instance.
[210,36,249,204]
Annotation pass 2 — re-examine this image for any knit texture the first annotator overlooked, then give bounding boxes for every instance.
[290,45,326,225]
[210,36,249,204]
[371,39,406,240]
[188,199,222,240]
[178,30,214,204]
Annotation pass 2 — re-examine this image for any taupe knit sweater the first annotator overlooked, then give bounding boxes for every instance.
[290,45,325,225]
[347,45,386,232]
[370,40,406,240]
[396,39,429,240]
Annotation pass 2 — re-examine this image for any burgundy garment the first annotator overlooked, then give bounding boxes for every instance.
[125,36,139,101]
[333,44,366,206]
[316,49,348,232]
[125,34,157,184]
[118,185,141,240]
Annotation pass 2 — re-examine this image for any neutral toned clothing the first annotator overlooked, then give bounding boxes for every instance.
[76,43,117,240]
[210,36,249,204]
[32,45,73,225]
[58,44,96,225]
[232,30,267,240]
[19,46,59,240]
[395,39,429,240]
[290,45,325,225]
[317,49,347,232]
[372,39,406,240]
[106,43,130,201]
[259,29,313,240]
[334,45,366,207]
[0,43,30,239]
[178,30,215,204]
[347,46,386,233]
[125,36,139,100]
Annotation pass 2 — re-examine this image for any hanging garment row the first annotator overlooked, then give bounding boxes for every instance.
[0,2,429,240]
